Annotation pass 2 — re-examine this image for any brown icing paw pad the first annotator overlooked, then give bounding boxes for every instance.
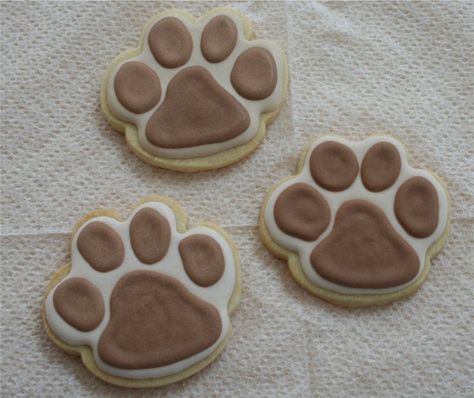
[262,136,449,307]
[103,8,286,171]
[44,198,239,386]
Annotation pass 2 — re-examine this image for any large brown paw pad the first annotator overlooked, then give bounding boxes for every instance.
[45,200,237,381]
[263,136,448,301]
[106,9,285,162]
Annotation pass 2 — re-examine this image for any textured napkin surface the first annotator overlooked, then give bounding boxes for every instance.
[1,1,473,397]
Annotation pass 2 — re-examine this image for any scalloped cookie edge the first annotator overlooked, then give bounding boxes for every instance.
[100,7,288,172]
[42,195,241,387]
[258,135,451,308]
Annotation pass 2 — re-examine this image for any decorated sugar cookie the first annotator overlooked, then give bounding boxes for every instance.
[43,197,240,387]
[101,8,287,171]
[260,136,449,307]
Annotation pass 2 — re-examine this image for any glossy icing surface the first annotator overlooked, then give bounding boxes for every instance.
[107,10,285,159]
[45,201,237,379]
[264,136,449,295]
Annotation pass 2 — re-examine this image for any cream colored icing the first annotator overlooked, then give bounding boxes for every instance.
[45,201,236,379]
[264,136,449,295]
[107,10,285,159]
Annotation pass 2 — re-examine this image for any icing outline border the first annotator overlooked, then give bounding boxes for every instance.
[100,7,288,172]
[42,195,241,388]
[259,134,451,308]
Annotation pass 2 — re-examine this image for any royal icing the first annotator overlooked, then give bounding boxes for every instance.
[263,136,449,295]
[45,201,237,379]
[106,10,285,159]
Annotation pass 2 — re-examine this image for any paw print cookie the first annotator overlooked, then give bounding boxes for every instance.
[260,136,449,307]
[43,197,240,387]
[101,8,287,171]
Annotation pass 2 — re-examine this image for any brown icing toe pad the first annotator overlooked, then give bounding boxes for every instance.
[77,221,124,272]
[129,207,171,264]
[231,47,278,100]
[179,235,225,287]
[273,183,330,241]
[361,142,401,192]
[148,17,193,68]
[395,176,440,238]
[53,278,105,332]
[103,8,287,171]
[309,141,359,191]
[201,15,237,63]
[114,62,161,114]
[262,136,449,307]
[44,198,239,386]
